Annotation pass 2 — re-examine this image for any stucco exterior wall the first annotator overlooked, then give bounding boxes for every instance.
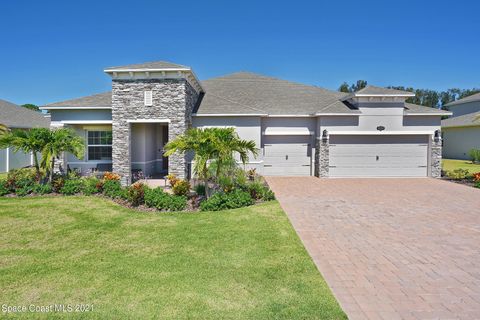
[442,126,480,160]
[50,109,112,122]
[448,101,480,117]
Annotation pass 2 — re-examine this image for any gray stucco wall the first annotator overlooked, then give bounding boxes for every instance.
[449,101,480,117]
[50,109,112,122]
[442,126,480,160]
[112,79,199,184]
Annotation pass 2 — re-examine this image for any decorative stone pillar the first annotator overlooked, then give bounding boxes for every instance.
[112,120,131,186]
[430,131,442,178]
[315,130,329,178]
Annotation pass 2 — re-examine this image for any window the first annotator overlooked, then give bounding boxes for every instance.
[144,90,153,106]
[87,131,112,161]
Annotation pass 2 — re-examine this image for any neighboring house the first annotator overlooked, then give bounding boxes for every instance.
[442,93,480,160]
[0,99,50,173]
[40,61,450,185]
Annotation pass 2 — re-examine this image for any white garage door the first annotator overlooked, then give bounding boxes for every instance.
[263,136,312,176]
[329,135,429,177]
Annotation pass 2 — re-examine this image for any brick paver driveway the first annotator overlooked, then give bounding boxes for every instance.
[266,177,480,320]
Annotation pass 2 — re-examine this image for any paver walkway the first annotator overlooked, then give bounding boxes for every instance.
[266,177,480,320]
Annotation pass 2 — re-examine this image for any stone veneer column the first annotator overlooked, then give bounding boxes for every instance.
[111,79,198,185]
[430,134,442,178]
[315,133,329,178]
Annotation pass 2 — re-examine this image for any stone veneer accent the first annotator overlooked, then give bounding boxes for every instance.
[315,136,329,178]
[430,137,442,178]
[112,79,199,185]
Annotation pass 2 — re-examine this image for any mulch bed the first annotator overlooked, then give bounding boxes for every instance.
[441,177,477,188]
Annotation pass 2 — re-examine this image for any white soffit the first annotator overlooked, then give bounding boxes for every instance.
[263,127,313,135]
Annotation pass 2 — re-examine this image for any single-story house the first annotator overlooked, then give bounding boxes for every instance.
[442,93,480,160]
[40,61,451,185]
[0,99,50,172]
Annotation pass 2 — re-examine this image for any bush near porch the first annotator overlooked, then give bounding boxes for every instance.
[0,168,275,211]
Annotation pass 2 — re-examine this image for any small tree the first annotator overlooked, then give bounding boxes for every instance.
[164,127,258,197]
[41,128,85,182]
[0,127,50,181]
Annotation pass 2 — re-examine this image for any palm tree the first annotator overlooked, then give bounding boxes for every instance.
[164,127,258,197]
[41,128,85,182]
[0,128,50,181]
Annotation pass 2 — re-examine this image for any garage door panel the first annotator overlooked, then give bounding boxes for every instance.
[329,135,429,177]
[330,167,427,177]
[264,165,311,176]
[263,135,312,176]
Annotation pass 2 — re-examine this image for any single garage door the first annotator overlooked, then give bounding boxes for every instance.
[329,135,429,177]
[263,135,312,176]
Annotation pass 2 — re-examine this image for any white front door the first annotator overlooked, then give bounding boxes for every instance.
[329,135,429,177]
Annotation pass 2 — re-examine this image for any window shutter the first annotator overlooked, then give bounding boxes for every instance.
[144,91,153,106]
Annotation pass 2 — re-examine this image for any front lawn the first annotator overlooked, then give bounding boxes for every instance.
[0,197,345,319]
[442,159,480,176]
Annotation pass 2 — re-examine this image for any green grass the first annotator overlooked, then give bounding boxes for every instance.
[0,197,345,319]
[442,159,480,176]
[0,172,6,180]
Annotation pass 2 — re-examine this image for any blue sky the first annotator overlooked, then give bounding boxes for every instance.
[0,0,479,105]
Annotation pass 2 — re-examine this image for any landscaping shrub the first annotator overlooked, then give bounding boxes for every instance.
[194,184,206,196]
[82,177,102,195]
[172,179,190,196]
[446,168,470,180]
[6,168,37,190]
[103,172,121,181]
[127,182,148,206]
[102,179,124,198]
[60,179,83,195]
[15,185,33,196]
[200,189,254,211]
[243,181,276,201]
[144,187,187,211]
[51,174,66,193]
[246,168,256,181]
[469,148,480,163]
[475,181,480,189]
[166,174,179,187]
[0,180,10,196]
[32,183,52,195]
[473,172,480,182]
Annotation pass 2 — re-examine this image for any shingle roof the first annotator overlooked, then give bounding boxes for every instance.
[353,85,415,96]
[196,72,355,115]
[444,92,480,107]
[442,111,480,128]
[0,99,50,128]
[45,92,111,109]
[104,60,190,71]
[404,103,452,115]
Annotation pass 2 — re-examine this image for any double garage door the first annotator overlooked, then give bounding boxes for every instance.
[262,134,429,177]
[329,135,429,177]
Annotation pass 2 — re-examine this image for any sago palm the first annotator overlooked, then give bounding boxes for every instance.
[41,128,85,182]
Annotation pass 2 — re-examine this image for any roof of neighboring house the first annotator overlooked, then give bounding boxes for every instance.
[43,92,111,109]
[0,99,50,129]
[104,61,190,71]
[444,92,480,107]
[196,72,355,115]
[404,103,452,115]
[351,85,415,97]
[441,110,480,128]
